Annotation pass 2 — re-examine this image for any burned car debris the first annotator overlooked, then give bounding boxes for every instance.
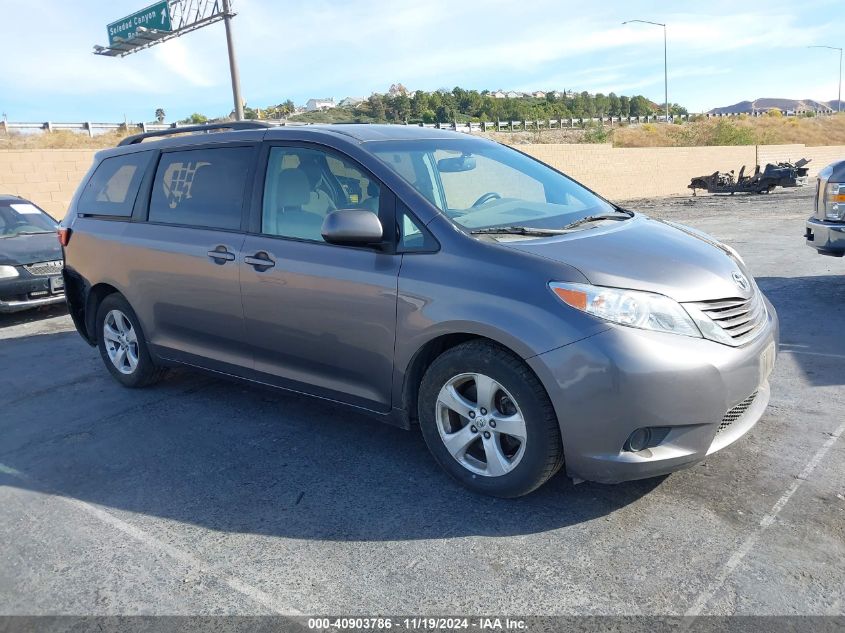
[689,158,811,195]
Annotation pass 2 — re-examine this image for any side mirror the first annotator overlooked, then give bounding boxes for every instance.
[321,209,383,245]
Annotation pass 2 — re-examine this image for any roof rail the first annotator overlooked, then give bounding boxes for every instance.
[118,121,272,146]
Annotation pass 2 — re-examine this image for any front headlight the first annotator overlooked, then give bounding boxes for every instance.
[823,182,845,221]
[550,282,702,338]
[0,265,20,279]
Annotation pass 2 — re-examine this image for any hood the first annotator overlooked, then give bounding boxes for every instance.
[499,215,752,303]
[0,233,62,267]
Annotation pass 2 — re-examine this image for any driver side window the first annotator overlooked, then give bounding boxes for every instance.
[433,150,545,210]
[262,146,381,242]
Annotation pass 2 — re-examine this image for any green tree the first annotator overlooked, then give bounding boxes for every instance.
[436,103,456,123]
[180,113,208,124]
[608,93,620,117]
[411,91,428,119]
[619,95,631,117]
[392,94,411,122]
[155,108,165,123]
[368,94,386,121]
[593,93,609,117]
[629,95,654,117]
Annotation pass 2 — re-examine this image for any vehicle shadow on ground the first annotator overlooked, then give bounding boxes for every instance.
[0,304,67,330]
[0,331,663,542]
[757,274,845,387]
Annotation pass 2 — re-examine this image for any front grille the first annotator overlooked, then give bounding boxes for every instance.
[718,391,758,434]
[23,260,63,276]
[685,291,767,346]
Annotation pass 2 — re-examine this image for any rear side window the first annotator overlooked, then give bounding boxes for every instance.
[78,151,152,217]
[148,147,253,230]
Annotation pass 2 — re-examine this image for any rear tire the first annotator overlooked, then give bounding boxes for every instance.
[95,294,166,388]
[418,340,563,498]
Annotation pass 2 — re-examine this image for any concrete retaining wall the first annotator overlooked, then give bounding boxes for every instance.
[519,143,845,200]
[2,144,845,219]
[0,149,95,219]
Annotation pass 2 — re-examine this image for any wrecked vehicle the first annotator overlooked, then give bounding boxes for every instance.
[768,159,811,188]
[689,158,811,195]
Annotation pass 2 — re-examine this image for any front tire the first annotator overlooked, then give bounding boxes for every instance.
[418,340,563,498]
[95,294,166,388]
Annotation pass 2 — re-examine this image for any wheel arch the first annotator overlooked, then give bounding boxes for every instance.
[84,282,122,344]
[399,331,542,427]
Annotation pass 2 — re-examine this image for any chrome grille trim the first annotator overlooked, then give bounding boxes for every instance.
[718,391,758,434]
[684,290,767,347]
[23,260,63,276]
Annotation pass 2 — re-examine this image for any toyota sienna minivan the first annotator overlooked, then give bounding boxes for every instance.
[60,122,778,497]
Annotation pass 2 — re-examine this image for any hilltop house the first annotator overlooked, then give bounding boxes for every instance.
[339,97,364,107]
[305,98,335,111]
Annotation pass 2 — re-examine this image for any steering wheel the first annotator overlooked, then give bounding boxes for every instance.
[471,192,502,208]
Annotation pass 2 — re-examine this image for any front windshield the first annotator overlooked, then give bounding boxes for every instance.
[370,137,616,231]
[0,201,57,238]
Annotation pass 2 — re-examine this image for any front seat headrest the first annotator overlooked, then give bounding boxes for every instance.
[276,169,311,208]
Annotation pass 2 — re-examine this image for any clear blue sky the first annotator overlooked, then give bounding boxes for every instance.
[2,0,843,122]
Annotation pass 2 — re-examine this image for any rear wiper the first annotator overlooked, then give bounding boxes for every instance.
[470,226,572,236]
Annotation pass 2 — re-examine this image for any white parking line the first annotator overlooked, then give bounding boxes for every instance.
[779,349,845,360]
[684,421,845,618]
[0,463,303,616]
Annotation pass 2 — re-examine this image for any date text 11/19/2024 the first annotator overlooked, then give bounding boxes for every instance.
[307,617,528,630]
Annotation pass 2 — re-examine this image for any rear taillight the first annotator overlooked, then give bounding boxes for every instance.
[823,182,845,221]
[58,227,72,247]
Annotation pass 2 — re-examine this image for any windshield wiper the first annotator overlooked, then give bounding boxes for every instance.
[470,226,572,236]
[471,211,634,237]
[557,211,634,231]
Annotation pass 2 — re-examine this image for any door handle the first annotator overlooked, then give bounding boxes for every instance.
[244,252,276,269]
[207,247,236,263]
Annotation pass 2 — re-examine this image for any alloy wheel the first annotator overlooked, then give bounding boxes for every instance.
[435,372,527,477]
[102,309,139,375]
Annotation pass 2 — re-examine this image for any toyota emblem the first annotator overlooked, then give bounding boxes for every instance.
[732,271,750,292]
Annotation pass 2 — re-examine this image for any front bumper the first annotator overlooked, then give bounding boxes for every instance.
[528,298,779,484]
[805,217,845,257]
[0,273,65,313]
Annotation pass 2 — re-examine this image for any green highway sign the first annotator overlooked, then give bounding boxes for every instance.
[107,1,172,45]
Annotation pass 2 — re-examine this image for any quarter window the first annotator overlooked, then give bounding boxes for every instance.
[261,146,381,242]
[78,151,152,217]
[148,147,253,230]
[397,205,436,252]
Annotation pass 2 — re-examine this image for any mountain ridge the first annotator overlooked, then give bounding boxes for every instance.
[709,98,843,114]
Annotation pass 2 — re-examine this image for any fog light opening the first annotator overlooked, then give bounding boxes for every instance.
[626,428,652,452]
[624,426,671,453]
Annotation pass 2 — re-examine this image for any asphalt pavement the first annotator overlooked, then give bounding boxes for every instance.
[0,186,843,617]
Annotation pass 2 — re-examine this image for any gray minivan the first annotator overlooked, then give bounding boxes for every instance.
[61,122,778,497]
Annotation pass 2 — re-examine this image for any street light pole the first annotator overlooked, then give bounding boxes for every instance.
[808,45,843,113]
[623,19,669,121]
[222,0,245,121]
